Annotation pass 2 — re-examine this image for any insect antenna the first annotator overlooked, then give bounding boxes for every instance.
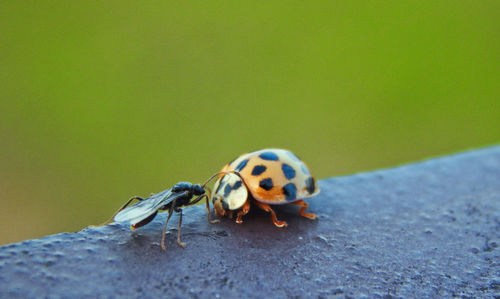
[200,171,238,189]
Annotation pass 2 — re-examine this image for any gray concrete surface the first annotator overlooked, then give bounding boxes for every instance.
[1,146,499,298]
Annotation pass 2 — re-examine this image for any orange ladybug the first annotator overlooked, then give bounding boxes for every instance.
[211,149,320,227]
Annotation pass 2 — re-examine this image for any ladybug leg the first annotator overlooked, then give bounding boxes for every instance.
[253,201,288,228]
[235,200,251,224]
[92,196,144,227]
[290,200,317,220]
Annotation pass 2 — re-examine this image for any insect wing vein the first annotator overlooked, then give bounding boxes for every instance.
[114,188,184,225]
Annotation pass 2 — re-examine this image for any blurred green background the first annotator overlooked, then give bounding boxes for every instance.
[1,1,499,245]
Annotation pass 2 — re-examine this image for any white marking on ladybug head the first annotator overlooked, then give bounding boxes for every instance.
[213,172,248,210]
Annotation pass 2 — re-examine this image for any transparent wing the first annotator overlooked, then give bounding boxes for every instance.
[114,188,186,225]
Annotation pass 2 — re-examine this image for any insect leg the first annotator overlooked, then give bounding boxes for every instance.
[235,199,251,224]
[161,205,175,251]
[185,186,219,224]
[290,200,317,220]
[205,186,222,224]
[202,193,221,224]
[92,196,145,227]
[253,200,288,227]
[176,209,186,248]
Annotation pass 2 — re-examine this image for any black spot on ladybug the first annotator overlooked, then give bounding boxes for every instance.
[259,152,279,161]
[300,164,310,175]
[223,180,243,197]
[232,180,242,190]
[235,159,249,171]
[224,183,232,197]
[286,151,301,162]
[251,165,267,176]
[305,177,315,194]
[214,176,228,194]
[282,183,297,201]
[281,163,296,180]
[259,178,274,191]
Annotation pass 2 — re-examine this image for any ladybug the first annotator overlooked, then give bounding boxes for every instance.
[211,149,320,227]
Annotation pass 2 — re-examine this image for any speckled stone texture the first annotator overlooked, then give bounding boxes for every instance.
[1,146,499,298]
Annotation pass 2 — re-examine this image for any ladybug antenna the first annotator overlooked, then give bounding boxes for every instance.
[204,186,212,199]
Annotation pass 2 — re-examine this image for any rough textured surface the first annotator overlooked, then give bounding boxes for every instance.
[1,146,499,298]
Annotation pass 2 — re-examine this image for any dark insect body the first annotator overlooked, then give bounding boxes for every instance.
[96,174,226,250]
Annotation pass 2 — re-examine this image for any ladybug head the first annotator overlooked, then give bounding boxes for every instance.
[212,195,228,217]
